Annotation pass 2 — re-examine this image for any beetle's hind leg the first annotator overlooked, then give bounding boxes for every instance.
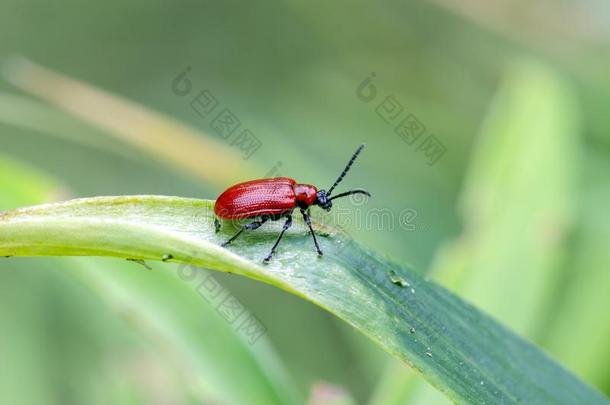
[263,214,293,263]
[222,216,269,247]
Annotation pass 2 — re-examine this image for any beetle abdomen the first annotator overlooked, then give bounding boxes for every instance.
[214,177,297,219]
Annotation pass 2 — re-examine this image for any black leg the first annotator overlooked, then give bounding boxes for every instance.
[301,208,323,257]
[214,218,221,233]
[263,214,293,263]
[222,217,269,247]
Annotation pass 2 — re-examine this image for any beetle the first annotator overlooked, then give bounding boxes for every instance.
[214,144,371,263]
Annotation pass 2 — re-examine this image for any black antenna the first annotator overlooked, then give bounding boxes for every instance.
[327,144,365,196]
[329,189,371,201]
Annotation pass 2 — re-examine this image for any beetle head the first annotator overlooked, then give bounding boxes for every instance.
[315,189,333,211]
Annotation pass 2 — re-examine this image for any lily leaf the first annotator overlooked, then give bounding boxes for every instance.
[0,196,607,404]
[0,157,301,405]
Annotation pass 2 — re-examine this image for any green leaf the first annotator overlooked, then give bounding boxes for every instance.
[441,60,578,337]
[0,157,301,405]
[543,152,610,387]
[1,196,607,404]
[368,60,586,405]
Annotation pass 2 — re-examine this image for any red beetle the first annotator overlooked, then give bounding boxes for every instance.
[215,144,371,262]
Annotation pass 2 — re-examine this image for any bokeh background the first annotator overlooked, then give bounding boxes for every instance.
[1,1,609,404]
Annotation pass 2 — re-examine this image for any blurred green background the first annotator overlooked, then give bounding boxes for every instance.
[0,1,609,404]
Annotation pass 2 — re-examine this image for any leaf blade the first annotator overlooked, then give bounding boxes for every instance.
[0,195,607,404]
[0,160,302,405]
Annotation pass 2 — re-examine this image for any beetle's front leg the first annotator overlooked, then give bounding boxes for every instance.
[214,217,221,233]
[301,208,323,257]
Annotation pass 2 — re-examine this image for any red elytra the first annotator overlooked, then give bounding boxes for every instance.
[214,178,318,220]
[214,144,370,263]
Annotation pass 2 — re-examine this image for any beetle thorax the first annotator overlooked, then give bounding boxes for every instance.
[293,184,318,208]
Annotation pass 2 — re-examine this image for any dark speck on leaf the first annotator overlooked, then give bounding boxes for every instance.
[127,258,152,270]
[162,254,174,262]
[388,269,410,288]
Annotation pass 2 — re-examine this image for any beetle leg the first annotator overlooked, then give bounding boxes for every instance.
[222,216,269,247]
[263,214,293,263]
[214,218,221,233]
[301,208,323,257]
